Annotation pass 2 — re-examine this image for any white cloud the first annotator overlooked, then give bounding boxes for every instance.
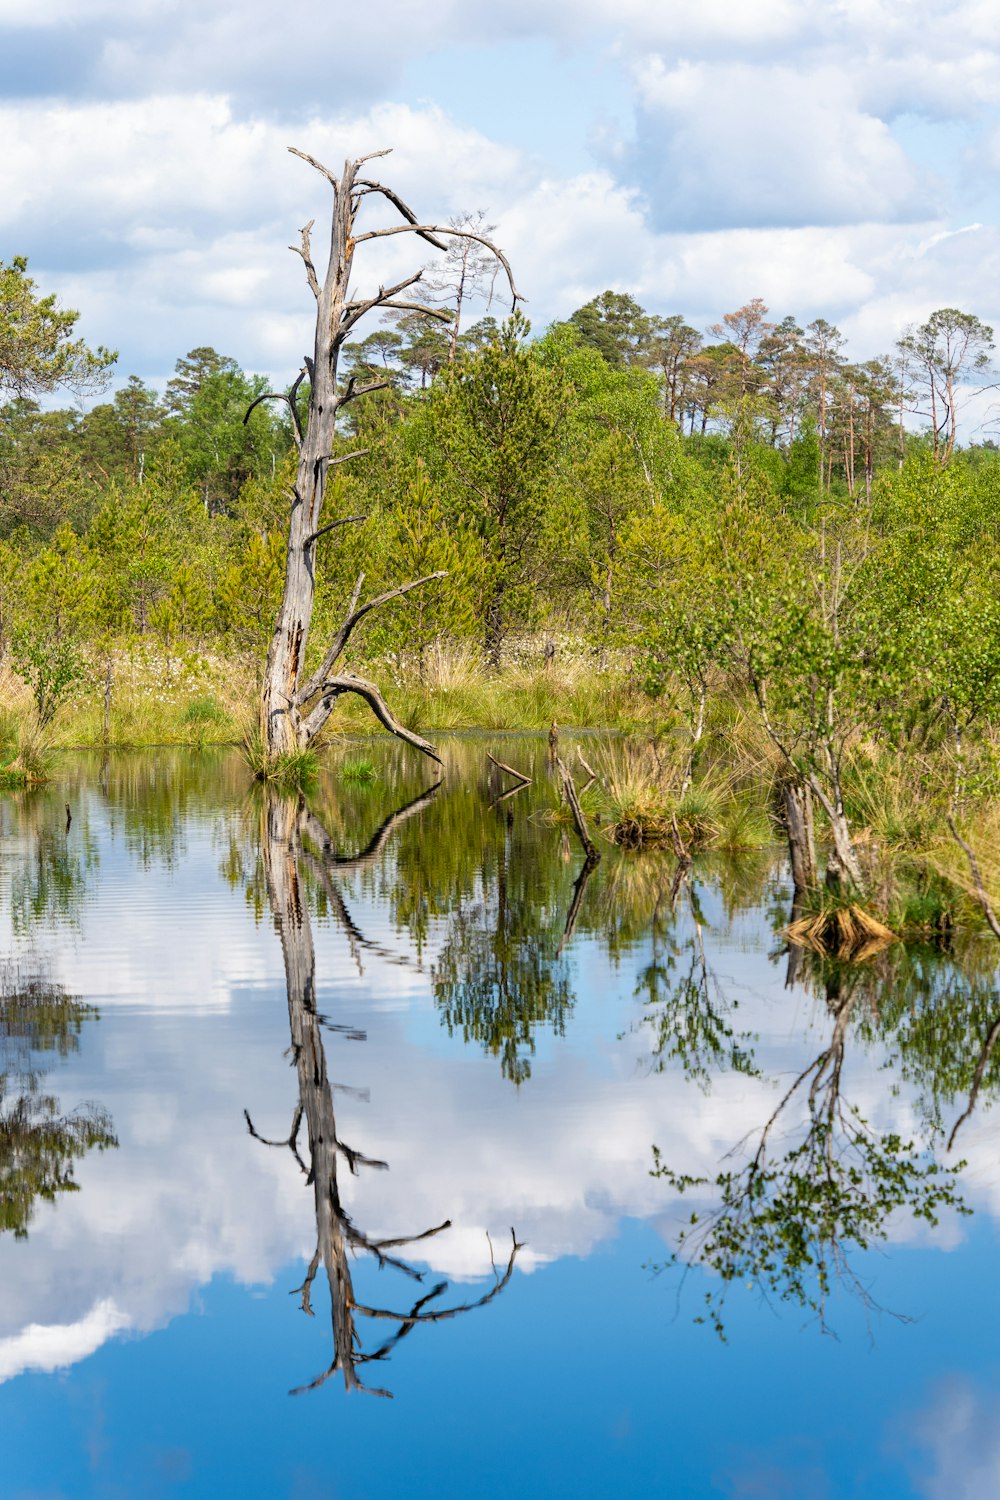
[625,58,927,232]
[0,852,992,1391]
[0,1299,131,1382]
[4,89,994,389]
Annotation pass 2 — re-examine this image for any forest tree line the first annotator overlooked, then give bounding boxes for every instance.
[2,252,997,679]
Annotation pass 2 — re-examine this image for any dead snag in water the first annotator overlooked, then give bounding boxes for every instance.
[782,777,817,895]
[257,147,521,771]
[556,756,600,864]
[945,811,1000,1150]
[254,790,522,1395]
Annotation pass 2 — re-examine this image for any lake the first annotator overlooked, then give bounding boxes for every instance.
[1,739,998,1499]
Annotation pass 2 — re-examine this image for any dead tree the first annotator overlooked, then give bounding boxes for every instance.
[256,148,520,770]
[251,791,521,1394]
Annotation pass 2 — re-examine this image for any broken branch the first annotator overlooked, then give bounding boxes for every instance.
[556,756,601,863]
[300,673,443,764]
[297,571,447,705]
[289,218,321,299]
[351,223,522,308]
[354,178,449,250]
[304,513,368,548]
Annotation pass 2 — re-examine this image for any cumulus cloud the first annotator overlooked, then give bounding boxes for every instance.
[0,1299,131,1382]
[624,58,929,232]
[4,88,995,388]
[0,814,994,1391]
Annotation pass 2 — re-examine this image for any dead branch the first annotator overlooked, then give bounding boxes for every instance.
[287,148,340,187]
[292,1248,322,1315]
[244,1104,303,1152]
[343,269,423,313]
[351,223,522,309]
[304,850,422,974]
[289,219,321,299]
[367,1221,453,1254]
[353,1229,522,1324]
[377,301,453,319]
[489,783,531,809]
[297,571,448,706]
[301,782,440,873]
[576,746,601,785]
[304,513,368,548]
[354,177,449,251]
[948,1011,1000,1152]
[245,367,309,444]
[336,377,390,406]
[341,273,455,334]
[301,673,443,763]
[556,756,600,863]
[487,752,531,786]
[558,853,599,954]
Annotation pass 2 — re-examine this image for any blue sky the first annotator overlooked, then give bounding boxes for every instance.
[2,0,1000,397]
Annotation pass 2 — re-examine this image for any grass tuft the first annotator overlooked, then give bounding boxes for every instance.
[340,755,378,785]
[240,720,318,793]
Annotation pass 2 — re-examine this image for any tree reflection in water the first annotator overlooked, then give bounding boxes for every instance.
[652,934,973,1338]
[0,962,116,1239]
[248,789,521,1397]
[634,861,758,1087]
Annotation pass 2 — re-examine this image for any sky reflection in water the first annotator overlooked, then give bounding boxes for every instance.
[1,742,999,1499]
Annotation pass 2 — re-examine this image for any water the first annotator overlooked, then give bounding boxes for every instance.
[1,741,999,1498]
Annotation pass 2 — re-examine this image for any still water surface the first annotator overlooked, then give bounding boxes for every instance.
[2,740,999,1498]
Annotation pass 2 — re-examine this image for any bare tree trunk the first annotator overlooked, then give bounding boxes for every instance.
[485,582,504,672]
[257,148,520,769]
[783,778,817,894]
[812,778,863,894]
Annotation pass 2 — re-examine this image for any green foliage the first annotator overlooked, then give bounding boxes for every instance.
[10,630,83,729]
[373,458,482,666]
[425,311,566,664]
[0,256,115,400]
[652,1114,967,1338]
[340,755,378,784]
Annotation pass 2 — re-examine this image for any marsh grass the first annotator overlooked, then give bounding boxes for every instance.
[357,644,657,734]
[0,710,52,787]
[340,755,378,784]
[4,635,1000,948]
[584,737,778,854]
[240,719,318,793]
[10,646,258,749]
[180,695,231,750]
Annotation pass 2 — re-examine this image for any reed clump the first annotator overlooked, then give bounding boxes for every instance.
[591,739,774,853]
[240,719,318,793]
[0,709,52,788]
